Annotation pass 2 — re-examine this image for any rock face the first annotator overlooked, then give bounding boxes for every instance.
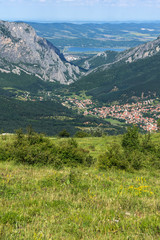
[84,36,160,74]
[117,36,160,64]
[0,20,80,84]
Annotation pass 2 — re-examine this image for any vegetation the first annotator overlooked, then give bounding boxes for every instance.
[0,23,160,240]
[0,128,159,239]
[0,128,93,168]
[28,22,160,51]
[74,131,90,138]
[71,52,160,103]
[72,50,118,70]
[0,91,119,136]
[98,126,160,171]
[58,129,70,138]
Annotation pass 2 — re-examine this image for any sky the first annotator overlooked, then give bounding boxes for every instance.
[1,0,160,22]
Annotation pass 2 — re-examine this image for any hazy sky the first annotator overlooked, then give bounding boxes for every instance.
[1,0,160,22]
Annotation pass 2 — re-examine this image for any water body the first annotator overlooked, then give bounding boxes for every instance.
[67,47,126,53]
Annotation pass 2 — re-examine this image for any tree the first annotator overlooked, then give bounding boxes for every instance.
[122,125,140,150]
[74,131,89,138]
[15,128,24,146]
[157,119,160,132]
[58,129,70,138]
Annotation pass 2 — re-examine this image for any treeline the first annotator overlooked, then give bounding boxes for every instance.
[0,126,159,171]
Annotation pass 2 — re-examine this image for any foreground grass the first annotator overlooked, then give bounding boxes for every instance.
[0,160,159,239]
[53,135,122,159]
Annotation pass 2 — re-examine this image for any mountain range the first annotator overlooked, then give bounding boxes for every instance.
[28,22,160,51]
[74,35,160,71]
[0,20,160,134]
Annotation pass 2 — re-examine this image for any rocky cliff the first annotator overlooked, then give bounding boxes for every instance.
[0,21,81,84]
[82,36,160,73]
[117,36,160,64]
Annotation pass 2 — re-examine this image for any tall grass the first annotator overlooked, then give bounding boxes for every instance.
[0,162,159,239]
[0,131,159,239]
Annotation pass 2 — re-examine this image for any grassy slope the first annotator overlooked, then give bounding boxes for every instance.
[71,52,160,103]
[0,95,77,135]
[0,135,159,239]
[0,71,54,92]
[0,95,121,135]
[0,71,123,135]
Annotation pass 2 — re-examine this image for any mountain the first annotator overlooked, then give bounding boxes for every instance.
[71,36,160,102]
[0,20,119,135]
[75,35,160,71]
[28,22,160,51]
[1,20,160,134]
[72,51,119,70]
[0,20,81,85]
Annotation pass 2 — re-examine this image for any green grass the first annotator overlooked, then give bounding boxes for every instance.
[0,135,160,239]
[51,135,121,159]
[0,162,159,240]
[105,118,124,126]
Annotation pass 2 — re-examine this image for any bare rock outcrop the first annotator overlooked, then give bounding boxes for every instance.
[0,20,81,84]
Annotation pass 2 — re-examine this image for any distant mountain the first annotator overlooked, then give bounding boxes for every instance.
[28,22,160,51]
[0,20,81,85]
[71,36,160,102]
[76,35,160,71]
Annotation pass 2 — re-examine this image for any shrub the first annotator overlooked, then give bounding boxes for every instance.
[74,131,90,138]
[58,129,70,138]
[1,129,94,168]
[98,144,145,171]
[14,128,24,146]
[0,147,11,161]
[126,150,145,170]
[122,125,140,150]
[97,144,129,170]
[141,133,155,153]
[87,127,104,137]
[58,139,94,167]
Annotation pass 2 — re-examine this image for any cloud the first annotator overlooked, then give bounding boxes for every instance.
[54,0,160,7]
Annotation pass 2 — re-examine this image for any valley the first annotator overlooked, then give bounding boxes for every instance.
[0,16,160,240]
[1,0,160,239]
[10,86,160,132]
[61,96,159,131]
[28,22,160,53]
[1,20,160,135]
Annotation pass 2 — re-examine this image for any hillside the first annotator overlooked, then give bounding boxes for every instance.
[0,20,81,84]
[72,51,119,70]
[73,35,160,71]
[71,37,160,103]
[0,94,121,135]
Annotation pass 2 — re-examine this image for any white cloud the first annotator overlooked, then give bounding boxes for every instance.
[51,0,160,7]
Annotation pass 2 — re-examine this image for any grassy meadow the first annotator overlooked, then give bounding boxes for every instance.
[0,133,160,239]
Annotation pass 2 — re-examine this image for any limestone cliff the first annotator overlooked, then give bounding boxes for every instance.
[0,20,81,84]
